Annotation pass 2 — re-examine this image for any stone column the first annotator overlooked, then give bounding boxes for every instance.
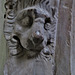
[55,0,72,75]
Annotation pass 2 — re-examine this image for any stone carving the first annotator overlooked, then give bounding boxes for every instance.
[4,0,58,75]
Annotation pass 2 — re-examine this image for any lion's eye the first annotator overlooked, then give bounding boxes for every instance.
[44,23,51,30]
[44,18,51,30]
[21,17,29,26]
[21,16,33,27]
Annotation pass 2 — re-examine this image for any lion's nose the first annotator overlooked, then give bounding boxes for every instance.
[32,31,44,44]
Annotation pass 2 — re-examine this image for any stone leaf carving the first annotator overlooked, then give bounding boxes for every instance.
[4,0,58,75]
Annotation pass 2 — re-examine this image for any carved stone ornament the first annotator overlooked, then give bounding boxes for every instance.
[4,0,58,75]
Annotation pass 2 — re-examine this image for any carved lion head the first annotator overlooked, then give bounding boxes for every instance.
[4,0,57,58]
[4,0,58,75]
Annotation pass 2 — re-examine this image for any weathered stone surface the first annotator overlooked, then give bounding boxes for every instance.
[71,0,75,75]
[55,0,72,75]
[0,0,6,75]
[4,0,75,75]
[4,0,59,75]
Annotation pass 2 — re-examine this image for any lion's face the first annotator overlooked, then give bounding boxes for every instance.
[10,6,55,57]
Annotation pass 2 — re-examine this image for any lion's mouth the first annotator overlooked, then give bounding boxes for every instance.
[12,34,52,57]
[24,41,45,52]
